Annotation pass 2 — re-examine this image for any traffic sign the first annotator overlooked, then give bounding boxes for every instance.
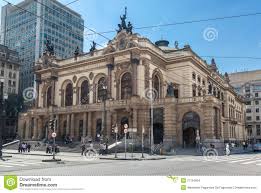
[124,128,128,134]
[124,124,128,129]
[128,128,137,133]
[51,132,56,138]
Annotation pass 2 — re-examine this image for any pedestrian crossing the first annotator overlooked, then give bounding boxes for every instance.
[167,155,261,166]
[0,159,52,169]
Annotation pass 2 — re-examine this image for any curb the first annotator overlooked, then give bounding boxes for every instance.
[42,159,62,162]
[99,157,166,161]
[3,152,53,157]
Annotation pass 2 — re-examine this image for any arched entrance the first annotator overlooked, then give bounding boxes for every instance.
[182,112,200,148]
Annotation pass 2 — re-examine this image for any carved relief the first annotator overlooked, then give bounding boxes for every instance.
[144,62,150,89]
[73,75,77,83]
[89,72,94,80]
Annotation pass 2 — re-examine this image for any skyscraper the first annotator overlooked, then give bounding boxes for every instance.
[1,0,84,92]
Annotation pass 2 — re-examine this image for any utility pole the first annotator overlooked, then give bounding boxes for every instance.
[101,81,108,139]
[0,79,4,159]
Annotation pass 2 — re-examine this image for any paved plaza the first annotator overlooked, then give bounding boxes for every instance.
[0,151,260,176]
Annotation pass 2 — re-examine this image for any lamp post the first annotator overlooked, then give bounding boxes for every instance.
[101,83,108,139]
[0,78,7,159]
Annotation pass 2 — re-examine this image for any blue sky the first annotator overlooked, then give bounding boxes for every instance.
[2,0,261,73]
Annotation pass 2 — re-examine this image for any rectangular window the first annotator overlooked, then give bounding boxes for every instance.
[257,125,261,136]
[256,108,260,113]
[257,116,260,121]
[255,101,259,105]
[255,93,259,97]
[246,116,252,121]
[245,101,251,105]
[246,109,251,113]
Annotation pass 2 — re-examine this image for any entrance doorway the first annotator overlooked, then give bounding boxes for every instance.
[152,108,164,144]
[182,112,200,148]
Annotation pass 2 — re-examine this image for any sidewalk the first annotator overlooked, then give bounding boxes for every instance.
[99,153,166,160]
[2,149,165,160]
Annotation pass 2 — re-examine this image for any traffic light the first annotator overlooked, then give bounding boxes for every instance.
[49,119,55,130]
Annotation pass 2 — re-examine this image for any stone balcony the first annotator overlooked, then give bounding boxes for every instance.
[21,95,222,117]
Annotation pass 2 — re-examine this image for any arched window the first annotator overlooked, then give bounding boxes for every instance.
[46,86,52,107]
[65,83,73,106]
[121,72,132,99]
[208,84,212,94]
[80,80,89,104]
[153,75,160,99]
[97,77,106,101]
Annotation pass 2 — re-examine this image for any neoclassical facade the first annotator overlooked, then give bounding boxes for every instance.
[18,21,246,149]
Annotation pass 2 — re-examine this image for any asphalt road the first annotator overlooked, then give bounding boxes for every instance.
[0,152,260,176]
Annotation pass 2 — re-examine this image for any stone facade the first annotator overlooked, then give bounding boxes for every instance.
[18,28,246,149]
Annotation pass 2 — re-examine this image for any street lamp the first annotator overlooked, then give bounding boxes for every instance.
[101,83,108,139]
[0,78,6,159]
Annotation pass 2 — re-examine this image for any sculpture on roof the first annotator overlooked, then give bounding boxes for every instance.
[210,58,218,72]
[224,72,230,83]
[174,41,179,49]
[117,7,133,34]
[89,41,97,52]
[45,39,54,56]
[74,46,80,57]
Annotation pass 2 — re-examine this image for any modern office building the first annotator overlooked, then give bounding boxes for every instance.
[229,70,261,143]
[1,0,84,92]
[18,11,246,151]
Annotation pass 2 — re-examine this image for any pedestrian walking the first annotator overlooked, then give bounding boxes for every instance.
[22,143,26,153]
[27,143,31,152]
[18,142,22,153]
[225,143,230,156]
[81,144,86,156]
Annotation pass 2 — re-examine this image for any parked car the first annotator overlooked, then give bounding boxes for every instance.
[253,143,261,152]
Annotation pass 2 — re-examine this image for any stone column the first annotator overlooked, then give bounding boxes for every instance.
[87,112,92,138]
[25,118,30,140]
[131,58,139,95]
[32,117,38,140]
[66,114,70,135]
[51,79,56,106]
[35,81,40,108]
[83,112,87,137]
[37,117,43,140]
[106,64,114,99]
[70,113,75,138]
[61,89,64,107]
[132,108,138,129]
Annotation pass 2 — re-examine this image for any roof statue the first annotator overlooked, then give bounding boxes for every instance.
[117,7,133,34]
[74,46,80,57]
[44,39,54,56]
[89,41,97,52]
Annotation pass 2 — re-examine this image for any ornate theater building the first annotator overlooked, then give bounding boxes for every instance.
[18,12,246,150]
